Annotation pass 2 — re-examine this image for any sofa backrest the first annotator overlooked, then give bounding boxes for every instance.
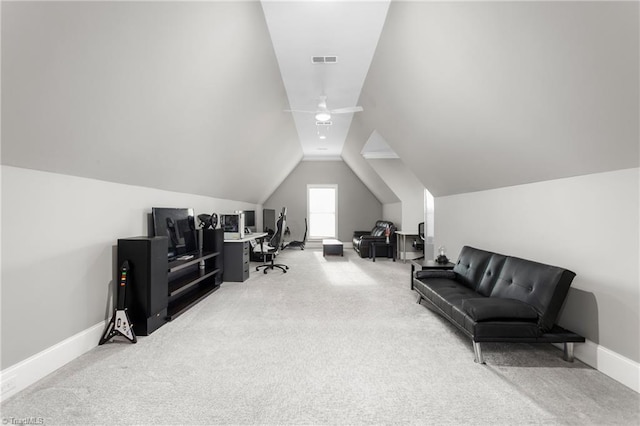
[475,253,507,296]
[453,246,576,332]
[490,256,576,332]
[371,221,395,237]
[452,246,494,290]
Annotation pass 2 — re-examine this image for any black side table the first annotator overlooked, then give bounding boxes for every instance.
[370,241,395,262]
[410,259,455,289]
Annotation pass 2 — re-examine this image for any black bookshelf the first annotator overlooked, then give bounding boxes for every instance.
[117,228,224,335]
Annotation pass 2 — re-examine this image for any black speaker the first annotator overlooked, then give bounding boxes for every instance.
[117,236,168,335]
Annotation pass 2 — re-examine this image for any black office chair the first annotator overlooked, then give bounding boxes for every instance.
[283,218,307,250]
[255,209,289,274]
[413,222,425,259]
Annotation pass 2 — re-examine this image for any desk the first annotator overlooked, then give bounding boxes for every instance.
[223,232,267,282]
[396,230,420,263]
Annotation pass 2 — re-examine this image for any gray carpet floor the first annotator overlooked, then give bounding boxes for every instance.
[2,248,639,425]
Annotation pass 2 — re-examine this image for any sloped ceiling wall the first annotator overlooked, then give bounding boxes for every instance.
[2,2,301,204]
[4,2,637,204]
[353,1,639,197]
[341,115,399,204]
[367,158,424,231]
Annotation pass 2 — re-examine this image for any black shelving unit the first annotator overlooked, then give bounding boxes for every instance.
[166,250,221,320]
[117,228,224,335]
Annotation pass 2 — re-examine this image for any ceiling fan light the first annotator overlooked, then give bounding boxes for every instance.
[317,124,327,140]
[315,111,331,121]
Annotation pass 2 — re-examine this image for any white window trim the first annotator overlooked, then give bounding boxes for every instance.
[307,184,338,240]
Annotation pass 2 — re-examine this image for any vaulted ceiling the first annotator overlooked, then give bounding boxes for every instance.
[262,0,389,161]
[2,1,638,204]
[352,1,639,197]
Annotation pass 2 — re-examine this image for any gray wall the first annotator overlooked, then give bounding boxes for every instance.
[436,168,640,368]
[1,166,259,369]
[382,202,402,229]
[263,161,382,244]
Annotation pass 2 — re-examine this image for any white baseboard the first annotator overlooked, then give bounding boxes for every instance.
[554,339,639,393]
[0,320,107,402]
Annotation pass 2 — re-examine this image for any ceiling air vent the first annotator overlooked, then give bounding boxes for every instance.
[311,56,338,64]
[316,121,332,126]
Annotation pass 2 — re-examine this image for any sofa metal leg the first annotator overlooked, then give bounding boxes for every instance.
[416,295,423,304]
[473,341,485,364]
[563,342,575,362]
[410,264,415,290]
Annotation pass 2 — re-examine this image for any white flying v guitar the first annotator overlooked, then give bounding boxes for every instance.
[99,260,137,345]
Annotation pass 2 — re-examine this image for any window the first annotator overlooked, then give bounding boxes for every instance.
[307,185,337,239]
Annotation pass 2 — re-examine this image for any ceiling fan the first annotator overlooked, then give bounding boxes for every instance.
[285,95,363,121]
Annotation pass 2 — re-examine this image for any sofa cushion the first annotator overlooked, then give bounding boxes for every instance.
[415,270,456,280]
[452,246,494,291]
[427,282,479,317]
[370,220,394,237]
[475,253,507,296]
[371,227,386,237]
[461,298,538,322]
[490,256,576,332]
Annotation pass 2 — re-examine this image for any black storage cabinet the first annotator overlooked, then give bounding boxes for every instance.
[117,236,168,336]
[117,229,224,336]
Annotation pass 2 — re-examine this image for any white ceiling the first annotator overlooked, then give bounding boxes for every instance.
[261,0,390,160]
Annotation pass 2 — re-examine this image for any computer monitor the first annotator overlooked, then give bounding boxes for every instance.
[243,210,256,231]
[220,213,245,239]
[263,209,276,234]
[151,207,198,260]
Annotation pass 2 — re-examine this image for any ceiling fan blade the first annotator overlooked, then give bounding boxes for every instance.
[284,109,317,114]
[329,106,364,114]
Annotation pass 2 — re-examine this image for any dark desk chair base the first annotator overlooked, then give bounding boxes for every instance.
[256,263,289,274]
[256,254,289,274]
[283,218,307,251]
[283,241,305,250]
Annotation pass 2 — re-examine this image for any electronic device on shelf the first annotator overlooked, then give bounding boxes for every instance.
[197,212,218,230]
[152,207,198,261]
[221,212,245,240]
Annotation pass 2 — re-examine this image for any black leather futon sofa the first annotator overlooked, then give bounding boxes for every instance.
[413,246,584,363]
[352,220,396,258]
